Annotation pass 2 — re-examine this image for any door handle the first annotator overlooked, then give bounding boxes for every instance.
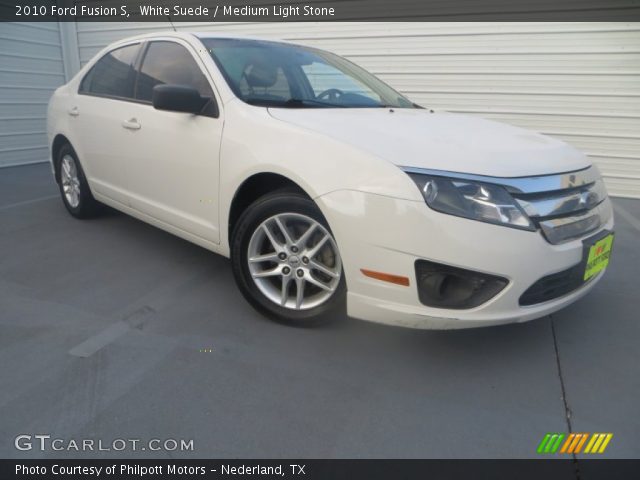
[68,107,79,117]
[122,118,141,130]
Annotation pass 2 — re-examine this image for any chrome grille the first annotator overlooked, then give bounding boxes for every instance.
[515,179,606,218]
[536,201,611,245]
[511,168,612,244]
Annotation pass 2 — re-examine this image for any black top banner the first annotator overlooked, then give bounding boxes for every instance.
[2,0,640,21]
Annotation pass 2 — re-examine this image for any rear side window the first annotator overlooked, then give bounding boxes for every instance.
[80,43,140,98]
[135,41,213,102]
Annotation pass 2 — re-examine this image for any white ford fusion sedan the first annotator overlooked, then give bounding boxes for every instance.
[47,32,614,329]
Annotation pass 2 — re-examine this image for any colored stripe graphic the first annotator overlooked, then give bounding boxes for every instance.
[584,434,598,453]
[560,433,575,453]
[537,434,552,453]
[568,433,583,453]
[592,434,606,452]
[598,434,613,453]
[574,434,589,453]
[585,433,614,454]
[560,433,588,453]
[550,434,565,453]
[540,433,612,454]
[537,433,565,453]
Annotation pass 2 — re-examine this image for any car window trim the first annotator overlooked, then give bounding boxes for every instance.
[77,38,221,118]
[77,41,143,100]
[132,41,149,102]
[132,41,154,105]
[202,37,415,109]
[133,39,220,118]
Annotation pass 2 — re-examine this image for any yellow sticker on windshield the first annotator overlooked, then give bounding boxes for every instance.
[584,234,614,281]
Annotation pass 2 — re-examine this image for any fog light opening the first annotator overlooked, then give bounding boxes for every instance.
[415,260,508,309]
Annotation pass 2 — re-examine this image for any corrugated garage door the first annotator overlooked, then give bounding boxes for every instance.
[0,22,67,168]
[51,22,640,197]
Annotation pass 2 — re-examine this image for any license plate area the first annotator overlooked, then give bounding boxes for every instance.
[582,231,614,282]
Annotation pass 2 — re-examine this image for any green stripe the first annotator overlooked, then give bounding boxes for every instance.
[550,434,565,453]
[545,434,559,453]
[537,434,552,453]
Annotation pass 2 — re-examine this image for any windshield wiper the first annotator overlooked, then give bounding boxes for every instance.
[245,98,345,108]
[283,98,346,108]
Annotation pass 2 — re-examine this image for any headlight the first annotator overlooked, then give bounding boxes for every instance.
[406,172,534,230]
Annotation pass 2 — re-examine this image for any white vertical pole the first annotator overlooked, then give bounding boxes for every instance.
[58,21,81,82]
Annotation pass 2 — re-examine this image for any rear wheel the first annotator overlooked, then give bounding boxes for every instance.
[231,191,345,326]
[57,144,101,218]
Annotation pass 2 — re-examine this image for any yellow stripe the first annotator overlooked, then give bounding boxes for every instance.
[584,434,598,453]
[574,434,589,454]
[568,434,582,453]
[560,434,575,454]
[598,434,613,453]
[590,434,606,453]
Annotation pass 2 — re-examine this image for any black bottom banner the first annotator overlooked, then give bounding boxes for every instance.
[2,459,638,480]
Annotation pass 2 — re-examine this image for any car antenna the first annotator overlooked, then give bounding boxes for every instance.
[166,15,177,32]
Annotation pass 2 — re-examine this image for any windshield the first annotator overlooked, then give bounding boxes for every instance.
[202,38,416,109]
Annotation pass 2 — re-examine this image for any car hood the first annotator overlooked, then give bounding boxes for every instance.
[267,108,590,177]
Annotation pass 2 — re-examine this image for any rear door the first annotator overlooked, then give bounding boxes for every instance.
[121,39,223,244]
[73,42,142,206]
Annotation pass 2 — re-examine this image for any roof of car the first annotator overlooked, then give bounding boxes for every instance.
[116,31,296,45]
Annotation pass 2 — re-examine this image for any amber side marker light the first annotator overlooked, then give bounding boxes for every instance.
[361,269,410,286]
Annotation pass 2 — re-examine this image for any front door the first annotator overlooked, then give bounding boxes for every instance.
[122,40,223,244]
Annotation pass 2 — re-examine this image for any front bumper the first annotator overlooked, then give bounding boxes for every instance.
[316,190,613,329]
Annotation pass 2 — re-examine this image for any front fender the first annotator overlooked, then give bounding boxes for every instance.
[218,101,422,253]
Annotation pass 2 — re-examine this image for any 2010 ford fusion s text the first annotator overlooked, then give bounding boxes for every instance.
[47,32,614,329]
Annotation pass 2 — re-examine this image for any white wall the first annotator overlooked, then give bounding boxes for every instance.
[3,21,640,197]
[0,22,67,168]
[70,21,640,199]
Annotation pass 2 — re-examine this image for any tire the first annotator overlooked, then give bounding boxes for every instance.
[231,190,346,326]
[56,144,101,218]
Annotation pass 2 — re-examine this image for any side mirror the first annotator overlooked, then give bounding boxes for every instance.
[152,84,212,115]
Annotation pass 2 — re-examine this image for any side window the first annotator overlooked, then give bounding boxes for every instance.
[80,43,140,98]
[136,41,213,102]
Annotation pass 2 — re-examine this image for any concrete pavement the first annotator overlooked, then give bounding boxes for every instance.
[1,163,638,461]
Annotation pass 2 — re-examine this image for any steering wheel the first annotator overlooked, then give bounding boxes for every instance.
[317,88,344,102]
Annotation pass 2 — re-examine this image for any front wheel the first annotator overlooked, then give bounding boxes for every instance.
[231,191,346,326]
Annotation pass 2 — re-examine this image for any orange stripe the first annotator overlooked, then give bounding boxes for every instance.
[574,434,589,454]
[560,434,575,454]
[360,269,410,286]
[567,434,582,453]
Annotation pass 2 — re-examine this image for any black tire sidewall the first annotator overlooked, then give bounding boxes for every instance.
[231,192,346,326]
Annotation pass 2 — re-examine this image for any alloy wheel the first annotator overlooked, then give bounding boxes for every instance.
[247,213,342,310]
